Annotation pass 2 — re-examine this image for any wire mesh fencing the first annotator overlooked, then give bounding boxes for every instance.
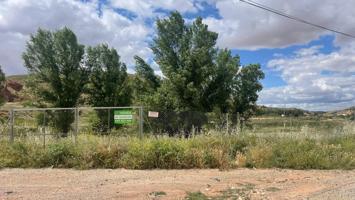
[142,108,244,136]
[6,108,78,145]
[0,110,10,141]
[0,106,144,145]
[77,107,143,136]
[0,106,354,143]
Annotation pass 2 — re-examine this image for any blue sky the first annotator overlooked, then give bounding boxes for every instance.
[236,35,337,88]
[0,0,354,111]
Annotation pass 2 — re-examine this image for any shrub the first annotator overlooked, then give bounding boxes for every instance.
[44,141,76,167]
[0,134,355,170]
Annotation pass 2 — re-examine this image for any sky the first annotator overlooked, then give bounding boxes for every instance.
[0,0,355,111]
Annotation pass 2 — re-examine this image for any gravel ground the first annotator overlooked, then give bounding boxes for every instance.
[0,168,354,200]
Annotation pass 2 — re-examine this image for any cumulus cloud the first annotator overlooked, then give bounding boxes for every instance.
[0,0,151,75]
[1,0,355,110]
[110,0,198,17]
[258,44,355,111]
[201,0,355,110]
[204,0,355,50]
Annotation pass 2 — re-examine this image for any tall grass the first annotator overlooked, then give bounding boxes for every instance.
[1,128,355,169]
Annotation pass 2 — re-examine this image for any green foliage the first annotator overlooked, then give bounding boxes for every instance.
[134,55,160,90]
[131,56,160,105]
[85,44,131,132]
[0,66,5,106]
[232,64,265,121]
[22,27,88,136]
[185,185,256,200]
[86,44,130,107]
[147,11,264,134]
[150,191,167,197]
[1,133,355,170]
[18,13,265,137]
[151,12,219,112]
[256,106,307,117]
[45,142,76,167]
[150,11,264,116]
[185,192,209,200]
[207,49,240,112]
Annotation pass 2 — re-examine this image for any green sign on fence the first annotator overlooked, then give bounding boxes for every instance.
[114,109,133,125]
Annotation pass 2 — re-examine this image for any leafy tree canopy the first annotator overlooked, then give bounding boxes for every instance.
[22,27,88,135]
[232,64,265,120]
[152,12,220,111]
[150,11,264,117]
[86,44,131,107]
[131,56,160,105]
[23,27,88,107]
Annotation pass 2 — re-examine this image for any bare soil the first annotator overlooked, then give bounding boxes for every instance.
[0,168,354,200]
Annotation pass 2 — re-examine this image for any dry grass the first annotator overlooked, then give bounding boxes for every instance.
[1,123,355,170]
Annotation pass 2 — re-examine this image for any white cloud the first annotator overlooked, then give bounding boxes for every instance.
[201,0,355,110]
[204,0,355,50]
[109,0,197,17]
[259,45,355,111]
[1,0,355,111]
[0,0,152,75]
[0,32,28,75]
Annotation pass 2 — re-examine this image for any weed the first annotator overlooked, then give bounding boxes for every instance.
[265,187,281,192]
[185,192,209,200]
[0,133,355,170]
[149,191,167,197]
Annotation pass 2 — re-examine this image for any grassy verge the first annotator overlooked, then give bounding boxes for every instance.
[0,133,355,169]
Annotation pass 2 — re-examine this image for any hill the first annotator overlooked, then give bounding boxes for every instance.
[255,105,316,117]
[327,106,355,118]
[1,76,25,102]
[6,74,28,83]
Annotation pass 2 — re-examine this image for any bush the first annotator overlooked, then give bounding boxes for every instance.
[45,142,76,167]
[0,134,355,170]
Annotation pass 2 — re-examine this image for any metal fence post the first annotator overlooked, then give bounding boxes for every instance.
[236,112,240,134]
[43,110,46,148]
[108,108,111,133]
[9,109,14,143]
[226,113,229,135]
[139,107,144,138]
[74,107,79,143]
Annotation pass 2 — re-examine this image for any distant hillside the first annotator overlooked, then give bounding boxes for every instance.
[6,74,28,83]
[327,106,355,117]
[1,75,27,102]
[255,105,314,117]
[256,105,355,120]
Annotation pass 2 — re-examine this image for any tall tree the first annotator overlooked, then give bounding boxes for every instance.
[131,56,160,105]
[204,49,240,112]
[85,44,130,131]
[23,27,88,137]
[135,56,160,89]
[0,66,5,106]
[148,12,264,135]
[151,12,218,112]
[232,64,264,121]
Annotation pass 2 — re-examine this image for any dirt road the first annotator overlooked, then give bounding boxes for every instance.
[1,168,354,200]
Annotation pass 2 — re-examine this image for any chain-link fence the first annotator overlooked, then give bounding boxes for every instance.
[0,109,10,141]
[143,108,242,136]
[143,108,355,138]
[77,107,143,136]
[0,106,354,144]
[0,106,144,145]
